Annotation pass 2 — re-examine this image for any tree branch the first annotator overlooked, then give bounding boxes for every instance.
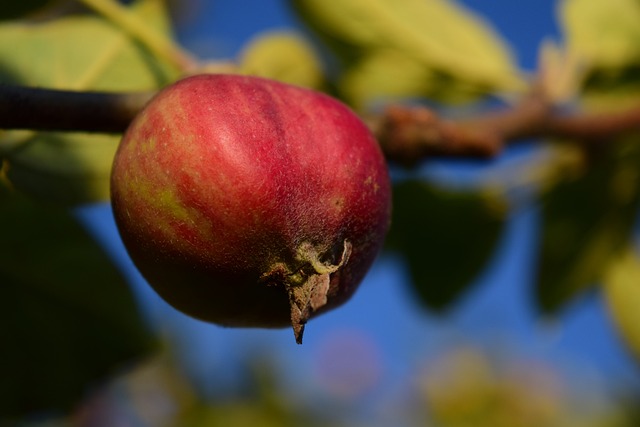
[0,84,153,133]
[373,91,640,166]
[1,83,640,165]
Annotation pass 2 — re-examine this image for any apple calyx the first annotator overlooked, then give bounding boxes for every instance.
[262,240,352,344]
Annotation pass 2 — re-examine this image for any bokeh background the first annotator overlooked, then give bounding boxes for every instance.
[62,1,640,426]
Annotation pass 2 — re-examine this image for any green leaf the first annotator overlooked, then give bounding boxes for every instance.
[289,0,524,107]
[388,180,507,312]
[0,188,155,420]
[0,0,180,205]
[338,49,434,109]
[603,248,640,362]
[2,132,118,205]
[560,0,640,100]
[536,136,640,313]
[238,30,325,90]
[339,49,490,109]
[561,0,640,71]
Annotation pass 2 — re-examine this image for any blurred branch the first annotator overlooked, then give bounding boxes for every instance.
[1,83,640,164]
[373,91,640,166]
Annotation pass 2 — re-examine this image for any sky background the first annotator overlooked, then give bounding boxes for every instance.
[76,0,640,418]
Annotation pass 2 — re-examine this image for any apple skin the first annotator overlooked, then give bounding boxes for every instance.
[111,74,390,339]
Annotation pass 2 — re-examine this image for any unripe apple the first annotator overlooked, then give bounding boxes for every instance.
[110,74,391,343]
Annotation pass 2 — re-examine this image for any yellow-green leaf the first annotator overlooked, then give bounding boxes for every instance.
[3,132,118,204]
[238,30,325,90]
[560,0,640,106]
[290,0,525,106]
[339,49,485,110]
[0,0,177,89]
[604,248,640,361]
[0,0,180,205]
[561,0,640,70]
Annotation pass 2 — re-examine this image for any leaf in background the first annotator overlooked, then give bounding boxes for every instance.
[3,132,119,205]
[561,0,640,70]
[543,0,640,312]
[338,50,435,110]
[238,30,325,90]
[387,180,507,312]
[339,49,490,110]
[289,0,524,108]
[0,0,180,205]
[536,135,640,314]
[0,187,156,420]
[603,248,640,361]
[560,0,640,100]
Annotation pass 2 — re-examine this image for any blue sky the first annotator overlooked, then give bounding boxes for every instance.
[77,0,640,415]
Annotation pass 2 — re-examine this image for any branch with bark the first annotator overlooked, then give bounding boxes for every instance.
[372,92,640,166]
[1,83,640,165]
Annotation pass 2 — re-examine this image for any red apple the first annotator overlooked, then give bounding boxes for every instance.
[110,74,390,343]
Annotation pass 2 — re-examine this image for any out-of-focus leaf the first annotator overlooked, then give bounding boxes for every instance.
[387,180,507,311]
[0,0,51,21]
[238,30,325,90]
[0,187,155,420]
[0,0,180,205]
[289,0,524,107]
[560,0,640,99]
[2,132,118,205]
[536,135,640,313]
[339,49,489,109]
[604,248,640,361]
[338,50,434,109]
[561,0,640,70]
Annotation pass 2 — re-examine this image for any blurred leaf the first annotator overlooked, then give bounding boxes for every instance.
[0,188,155,420]
[2,132,118,205]
[536,135,640,313]
[604,248,640,361]
[561,0,640,71]
[339,49,490,109]
[536,27,640,314]
[238,30,325,90]
[0,0,180,205]
[388,180,507,311]
[561,0,640,100]
[289,0,524,107]
[338,49,434,109]
[0,0,51,21]
[582,66,640,106]
[0,0,177,91]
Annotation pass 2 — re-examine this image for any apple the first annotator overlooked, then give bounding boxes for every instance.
[110,74,391,343]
